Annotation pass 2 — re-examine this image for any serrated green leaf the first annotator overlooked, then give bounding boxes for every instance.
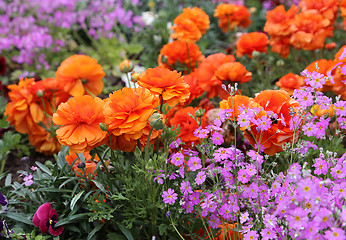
[70,190,85,211]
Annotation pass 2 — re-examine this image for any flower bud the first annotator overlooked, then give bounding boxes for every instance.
[77,162,85,169]
[195,108,205,118]
[149,112,165,130]
[131,72,140,83]
[276,60,284,67]
[36,90,45,98]
[119,60,134,73]
[252,51,260,58]
[99,123,109,131]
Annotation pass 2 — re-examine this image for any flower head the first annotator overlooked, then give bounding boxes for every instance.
[32,203,64,236]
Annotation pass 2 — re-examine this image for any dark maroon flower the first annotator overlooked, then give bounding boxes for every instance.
[32,203,64,236]
[0,56,6,75]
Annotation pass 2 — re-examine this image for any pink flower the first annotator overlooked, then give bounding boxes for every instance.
[187,156,202,171]
[32,203,64,236]
[195,171,206,185]
[162,188,177,205]
[324,227,345,240]
[237,169,250,184]
[211,131,224,145]
[170,152,184,166]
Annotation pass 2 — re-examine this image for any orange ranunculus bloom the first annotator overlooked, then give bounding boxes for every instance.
[335,45,346,63]
[29,127,61,155]
[214,62,252,84]
[236,32,269,58]
[263,5,299,58]
[325,42,336,50]
[197,53,235,99]
[104,87,159,142]
[171,7,210,42]
[311,104,335,118]
[305,59,338,92]
[249,90,300,156]
[214,3,251,32]
[55,55,105,97]
[65,151,100,178]
[137,67,190,107]
[183,70,204,104]
[53,95,107,153]
[168,106,206,146]
[158,40,204,72]
[289,10,334,51]
[181,7,210,35]
[299,0,339,25]
[264,5,299,37]
[276,73,305,95]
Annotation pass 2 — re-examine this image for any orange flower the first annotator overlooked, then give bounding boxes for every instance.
[104,87,159,142]
[263,5,299,58]
[250,90,300,156]
[236,32,269,58]
[55,55,105,97]
[183,71,204,104]
[341,0,346,18]
[65,152,100,178]
[299,0,339,25]
[276,73,305,95]
[53,95,107,153]
[289,10,334,51]
[214,3,251,32]
[171,7,210,42]
[335,45,346,63]
[158,40,204,72]
[196,53,235,99]
[325,42,336,50]
[214,62,252,84]
[168,107,206,146]
[311,104,335,118]
[29,127,61,155]
[137,67,190,107]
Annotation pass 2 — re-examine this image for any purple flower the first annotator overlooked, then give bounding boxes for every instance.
[208,214,221,229]
[324,227,345,239]
[180,181,192,196]
[32,203,64,236]
[162,188,177,205]
[237,169,250,184]
[244,230,259,240]
[169,138,182,149]
[253,115,272,131]
[302,122,316,137]
[187,157,202,171]
[312,158,328,175]
[195,171,206,185]
[261,228,276,240]
[170,152,184,166]
[211,131,224,145]
[0,191,7,207]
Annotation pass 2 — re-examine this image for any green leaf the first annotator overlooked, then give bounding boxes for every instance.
[87,222,105,240]
[107,233,126,240]
[70,190,85,211]
[5,173,11,186]
[57,146,69,170]
[2,212,34,226]
[158,224,168,236]
[91,180,106,193]
[117,223,134,240]
[55,213,89,227]
[35,162,52,176]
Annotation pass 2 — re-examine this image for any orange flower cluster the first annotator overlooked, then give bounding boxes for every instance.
[158,40,204,72]
[56,55,105,97]
[276,73,305,95]
[214,3,251,33]
[168,106,206,146]
[196,53,251,99]
[53,95,107,153]
[183,71,204,104]
[341,0,346,30]
[65,152,100,178]
[236,32,269,58]
[138,66,190,106]
[4,77,68,155]
[264,3,335,57]
[171,7,210,42]
[220,90,300,156]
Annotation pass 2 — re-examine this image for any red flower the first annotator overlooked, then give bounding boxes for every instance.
[32,203,64,236]
[0,56,6,75]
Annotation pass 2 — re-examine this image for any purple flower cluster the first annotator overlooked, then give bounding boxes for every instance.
[0,0,144,68]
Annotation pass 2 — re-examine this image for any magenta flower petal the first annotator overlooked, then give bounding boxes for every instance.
[49,224,64,236]
[32,213,40,227]
[36,203,51,221]
[39,217,49,234]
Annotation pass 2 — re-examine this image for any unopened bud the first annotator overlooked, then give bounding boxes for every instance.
[36,90,45,97]
[195,108,205,118]
[77,162,85,169]
[252,51,260,58]
[276,60,284,67]
[119,60,134,73]
[99,123,109,131]
[131,72,140,83]
[149,112,165,130]
[161,55,168,64]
